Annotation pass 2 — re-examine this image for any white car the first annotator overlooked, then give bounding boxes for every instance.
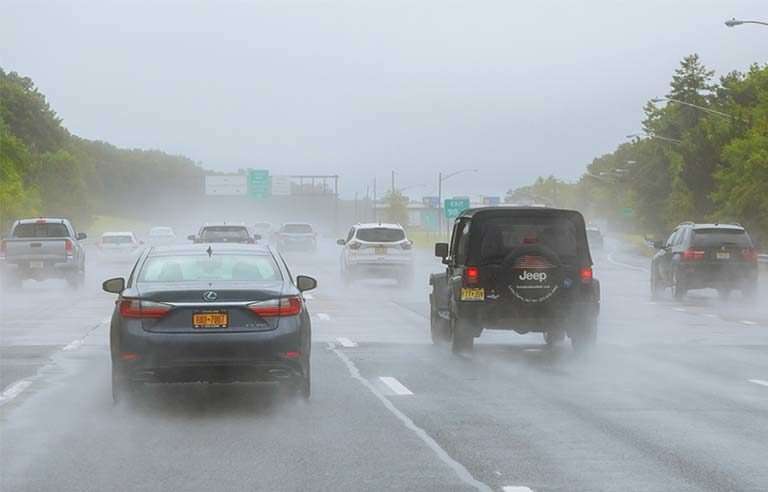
[337,223,413,285]
[147,226,176,246]
[97,232,143,262]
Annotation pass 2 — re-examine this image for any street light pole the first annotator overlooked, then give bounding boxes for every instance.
[651,97,737,120]
[725,18,768,27]
[626,132,682,145]
[436,168,478,235]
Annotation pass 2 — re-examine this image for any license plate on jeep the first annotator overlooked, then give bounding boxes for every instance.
[460,288,485,301]
[716,252,730,260]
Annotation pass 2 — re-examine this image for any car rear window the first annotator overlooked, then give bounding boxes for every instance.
[149,227,173,236]
[138,254,282,282]
[12,223,69,238]
[200,226,250,242]
[692,229,751,248]
[474,216,582,263]
[282,224,313,233]
[356,227,405,242]
[102,235,133,244]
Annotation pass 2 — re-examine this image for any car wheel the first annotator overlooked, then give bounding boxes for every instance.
[650,267,664,300]
[430,304,450,345]
[111,365,136,404]
[570,316,597,353]
[450,313,474,354]
[672,272,686,300]
[544,329,565,347]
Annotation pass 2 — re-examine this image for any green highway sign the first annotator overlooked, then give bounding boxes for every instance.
[621,207,634,218]
[247,169,270,199]
[444,197,470,219]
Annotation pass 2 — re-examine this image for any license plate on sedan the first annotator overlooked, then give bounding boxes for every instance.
[193,311,229,329]
[716,252,731,260]
[460,288,485,301]
[29,261,44,269]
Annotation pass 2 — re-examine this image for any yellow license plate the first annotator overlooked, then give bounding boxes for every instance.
[193,312,229,329]
[460,288,485,301]
[375,247,387,255]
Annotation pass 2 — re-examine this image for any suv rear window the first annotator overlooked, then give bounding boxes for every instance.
[356,228,405,242]
[13,223,69,238]
[200,226,250,242]
[474,216,581,263]
[282,224,313,233]
[691,229,751,248]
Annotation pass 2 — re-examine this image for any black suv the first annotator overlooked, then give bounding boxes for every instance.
[650,222,758,300]
[429,207,600,353]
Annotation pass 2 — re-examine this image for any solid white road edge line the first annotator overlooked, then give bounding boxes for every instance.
[748,379,768,387]
[606,253,649,273]
[502,487,534,492]
[331,347,492,492]
[336,337,358,348]
[0,380,33,405]
[379,376,414,395]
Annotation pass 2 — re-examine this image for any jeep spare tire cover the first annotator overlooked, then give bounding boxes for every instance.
[500,245,563,303]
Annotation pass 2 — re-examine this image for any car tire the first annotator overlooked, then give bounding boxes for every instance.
[570,316,597,353]
[450,313,474,354]
[430,304,450,345]
[544,329,565,347]
[650,267,664,300]
[672,272,686,300]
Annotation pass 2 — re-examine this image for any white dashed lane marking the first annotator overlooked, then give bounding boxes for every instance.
[316,313,331,321]
[748,379,768,388]
[502,486,534,492]
[379,376,414,396]
[740,320,758,326]
[674,308,687,312]
[336,337,358,348]
[0,380,33,406]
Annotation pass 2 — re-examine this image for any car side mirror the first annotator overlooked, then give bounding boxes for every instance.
[102,277,125,294]
[652,240,665,250]
[187,234,197,241]
[434,242,449,259]
[337,239,346,245]
[77,232,87,240]
[296,275,317,292]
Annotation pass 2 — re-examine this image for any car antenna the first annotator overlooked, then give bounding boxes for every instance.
[206,245,213,257]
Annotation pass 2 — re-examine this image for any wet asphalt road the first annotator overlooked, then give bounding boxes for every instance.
[2,241,768,491]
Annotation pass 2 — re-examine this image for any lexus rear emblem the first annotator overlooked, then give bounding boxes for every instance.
[203,291,218,302]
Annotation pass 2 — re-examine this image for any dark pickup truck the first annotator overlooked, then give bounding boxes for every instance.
[429,207,600,353]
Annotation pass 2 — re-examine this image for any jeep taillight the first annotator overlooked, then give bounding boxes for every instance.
[682,248,705,261]
[464,266,479,285]
[580,267,593,283]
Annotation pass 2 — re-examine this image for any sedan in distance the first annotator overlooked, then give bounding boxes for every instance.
[103,243,316,403]
[97,231,144,262]
[276,223,317,252]
[147,226,177,246]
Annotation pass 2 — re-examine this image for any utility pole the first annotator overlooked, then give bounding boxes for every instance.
[391,170,395,194]
[373,177,377,222]
[437,171,443,234]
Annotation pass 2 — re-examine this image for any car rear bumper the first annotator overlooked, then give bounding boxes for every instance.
[678,264,757,289]
[113,317,307,383]
[1,259,79,277]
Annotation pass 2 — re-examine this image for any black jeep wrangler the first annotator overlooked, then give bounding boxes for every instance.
[429,207,600,353]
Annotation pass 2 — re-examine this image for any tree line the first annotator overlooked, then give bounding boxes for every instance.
[0,68,207,232]
[506,54,768,244]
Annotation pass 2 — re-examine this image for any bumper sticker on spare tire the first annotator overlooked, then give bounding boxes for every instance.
[508,268,561,303]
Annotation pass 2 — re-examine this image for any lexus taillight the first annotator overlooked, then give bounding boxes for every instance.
[742,248,758,262]
[248,297,302,317]
[64,239,74,256]
[682,248,705,261]
[580,267,593,283]
[464,266,479,285]
[348,241,361,250]
[119,299,172,318]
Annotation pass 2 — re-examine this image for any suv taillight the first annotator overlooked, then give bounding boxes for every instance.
[682,248,705,261]
[119,299,172,318]
[401,241,412,250]
[742,248,758,262]
[464,266,479,285]
[64,239,74,256]
[248,297,302,317]
[348,241,361,250]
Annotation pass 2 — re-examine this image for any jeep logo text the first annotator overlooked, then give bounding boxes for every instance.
[518,270,548,282]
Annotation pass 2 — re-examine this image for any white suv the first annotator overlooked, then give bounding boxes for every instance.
[337,223,414,285]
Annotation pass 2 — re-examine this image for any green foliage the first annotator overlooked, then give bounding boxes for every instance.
[381,190,409,225]
[0,67,205,231]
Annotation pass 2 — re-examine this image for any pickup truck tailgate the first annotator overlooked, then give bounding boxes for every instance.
[5,238,69,263]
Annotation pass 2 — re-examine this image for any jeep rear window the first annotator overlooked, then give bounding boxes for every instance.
[474,216,581,264]
[691,229,751,248]
[12,223,69,238]
[356,228,405,242]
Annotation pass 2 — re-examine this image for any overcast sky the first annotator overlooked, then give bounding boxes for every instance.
[1,1,766,199]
